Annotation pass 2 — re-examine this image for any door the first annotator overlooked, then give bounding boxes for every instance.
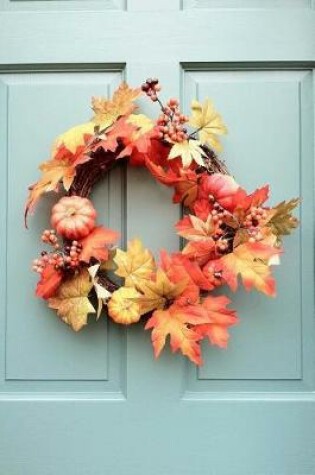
[0,2,314,474]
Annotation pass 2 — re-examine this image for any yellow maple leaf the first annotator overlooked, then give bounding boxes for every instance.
[48,269,95,331]
[114,238,156,288]
[107,286,142,325]
[168,139,206,168]
[127,113,154,139]
[91,83,141,129]
[135,269,188,314]
[52,122,95,155]
[189,99,227,151]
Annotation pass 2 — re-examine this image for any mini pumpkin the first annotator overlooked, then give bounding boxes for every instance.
[51,196,97,240]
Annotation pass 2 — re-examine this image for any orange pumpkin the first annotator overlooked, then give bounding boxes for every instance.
[51,196,97,240]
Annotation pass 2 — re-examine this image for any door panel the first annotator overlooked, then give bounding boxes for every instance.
[0,1,314,474]
[0,71,126,393]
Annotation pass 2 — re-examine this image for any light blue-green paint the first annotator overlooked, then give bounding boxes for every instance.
[0,2,314,474]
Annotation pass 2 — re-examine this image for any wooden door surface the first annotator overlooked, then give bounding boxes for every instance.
[0,1,314,474]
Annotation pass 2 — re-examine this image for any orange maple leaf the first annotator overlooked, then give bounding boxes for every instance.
[195,295,238,348]
[216,240,281,296]
[36,264,63,300]
[79,226,120,263]
[89,117,137,154]
[25,142,92,224]
[146,159,201,209]
[145,304,211,365]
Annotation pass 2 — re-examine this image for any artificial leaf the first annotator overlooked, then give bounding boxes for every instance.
[176,214,216,265]
[145,304,211,365]
[195,296,238,348]
[168,140,206,168]
[182,240,216,266]
[176,214,214,241]
[114,238,156,288]
[127,113,154,138]
[145,159,200,209]
[79,226,120,263]
[108,286,142,324]
[48,269,95,331]
[267,198,300,237]
[135,268,188,314]
[189,99,227,151]
[91,83,141,129]
[25,143,91,222]
[52,122,95,155]
[218,241,281,296]
[89,117,136,154]
[36,264,63,300]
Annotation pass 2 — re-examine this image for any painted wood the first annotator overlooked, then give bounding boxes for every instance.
[0,2,314,474]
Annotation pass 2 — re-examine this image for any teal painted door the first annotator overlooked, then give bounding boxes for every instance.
[0,2,314,474]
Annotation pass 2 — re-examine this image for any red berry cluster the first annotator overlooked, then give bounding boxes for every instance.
[243,206,267,242]
[155,99,189,143]
[141,78,161,102]
[208,196,232,255]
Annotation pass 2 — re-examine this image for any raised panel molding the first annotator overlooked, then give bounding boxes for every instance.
[183,0,313,9]
[182,68,315,394]
[0,69,126,395]
[0,0,126,11]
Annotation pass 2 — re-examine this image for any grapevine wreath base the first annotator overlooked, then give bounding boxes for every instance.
[26,79,299,366]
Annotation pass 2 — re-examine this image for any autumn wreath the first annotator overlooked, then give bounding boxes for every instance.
[26,79,299,366]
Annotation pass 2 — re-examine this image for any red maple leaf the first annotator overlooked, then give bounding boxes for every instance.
[146,159,202,209]
[79,226,120,263]
[36,264,63,300]
[195,295,239,348]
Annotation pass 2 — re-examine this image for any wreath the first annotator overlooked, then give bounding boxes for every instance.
[25,78,299,366]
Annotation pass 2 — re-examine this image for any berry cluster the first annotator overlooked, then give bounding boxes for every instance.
[243,206,267,242]
[41,229,60,249]
[155,98,189,143]
[32,232,82,274]
[141,78,161,102]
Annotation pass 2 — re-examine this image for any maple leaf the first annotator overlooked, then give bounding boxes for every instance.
[36,264,63,300]
[91,83,141,129]
[195,296,239,348]
[160,251,212,305]
[48,269,95,331]
[79,226,120,263]
[176,214,216,265]
[127,113,154,138]
[145,304,211,365]
[168,139,206,168]
[89,117,137,154]
[107,286,142,325]
[176,214,214,241]
[135,268,188,314]
[218,241,281,296]
[189,99,227,151]
[145,159,200,209]
[267,198,300,238]
[25,142,91,223]
[52,122,95,155]
[114,238,156,288]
